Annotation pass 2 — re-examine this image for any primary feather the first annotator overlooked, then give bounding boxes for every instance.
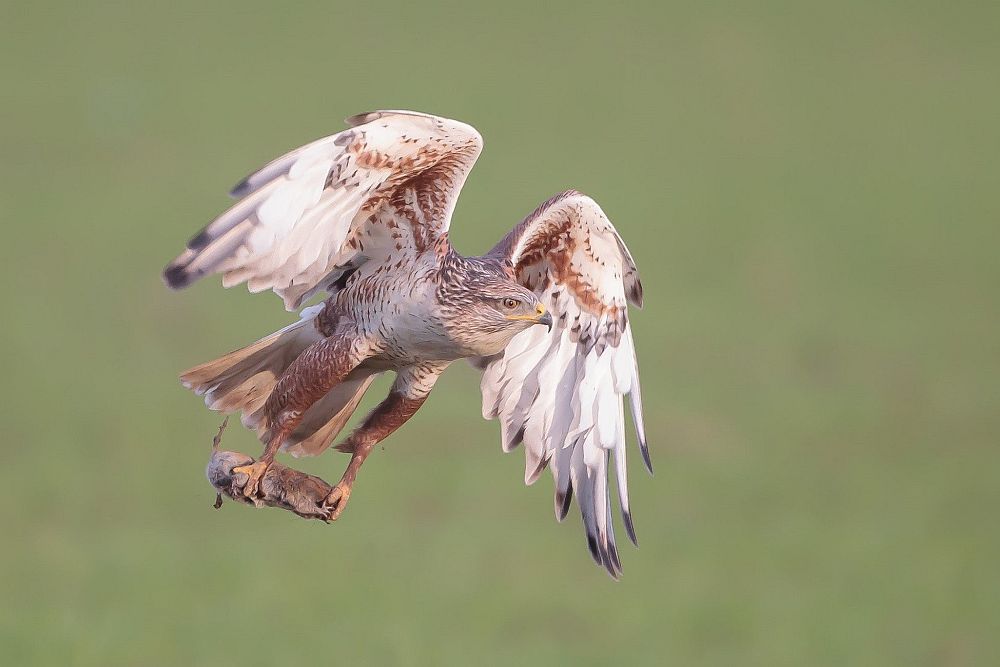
[479,191,647,579]
[164,110,483,310]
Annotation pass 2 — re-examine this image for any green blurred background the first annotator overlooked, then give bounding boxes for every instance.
[2,1,997,664]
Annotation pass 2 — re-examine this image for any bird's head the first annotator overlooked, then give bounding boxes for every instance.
[440,258,552,355]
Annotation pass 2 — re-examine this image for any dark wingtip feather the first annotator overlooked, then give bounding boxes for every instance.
[229,178,252,199]
[607,538,622,574]
[555,484,573,522]
[187,228,213,251]
[598,538,621,580]
[526,454,550,485]
[622,509,638,547]
[163,262,192,289]
[344,111,379,127]
[629,278,644,309]
[640,439,653,475]
[586,533,601,566]
[503,425,525,452]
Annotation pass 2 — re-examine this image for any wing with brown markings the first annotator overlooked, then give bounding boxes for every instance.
[163,110,482,310]
[479,190,647,578]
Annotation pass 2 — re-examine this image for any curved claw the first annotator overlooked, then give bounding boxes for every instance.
[323,482,353,521]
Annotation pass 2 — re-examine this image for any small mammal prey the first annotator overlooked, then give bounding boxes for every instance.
[206,419,337,521]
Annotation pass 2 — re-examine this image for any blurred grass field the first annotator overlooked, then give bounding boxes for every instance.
[2,1,998,664]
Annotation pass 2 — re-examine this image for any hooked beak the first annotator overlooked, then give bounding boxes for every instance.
[536,305,553,332]
[506,304,553,332]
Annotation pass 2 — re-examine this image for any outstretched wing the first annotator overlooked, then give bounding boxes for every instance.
[479,190,646,578]
[163,110,483,310]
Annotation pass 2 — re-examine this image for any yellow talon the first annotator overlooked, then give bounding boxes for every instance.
[324,482,353,521]
[232,461,269,498]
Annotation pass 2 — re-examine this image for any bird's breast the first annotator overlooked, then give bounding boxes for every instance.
[338,261,465,364]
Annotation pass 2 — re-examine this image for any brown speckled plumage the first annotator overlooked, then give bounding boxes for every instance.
[165,111,646,578]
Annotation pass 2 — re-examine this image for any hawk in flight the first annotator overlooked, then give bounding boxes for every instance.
[164,111,647,577]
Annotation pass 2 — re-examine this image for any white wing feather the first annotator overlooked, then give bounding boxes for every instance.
[164,110,483,310]
[479,191,646,578]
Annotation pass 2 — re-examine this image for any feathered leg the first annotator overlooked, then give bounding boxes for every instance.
[324,362,448,520]
[234,333,370,498]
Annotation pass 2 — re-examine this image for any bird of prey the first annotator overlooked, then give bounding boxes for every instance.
[164,110,647,577]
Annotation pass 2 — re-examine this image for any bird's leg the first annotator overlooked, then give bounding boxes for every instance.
[325,363,447,520]
[324,393,427,519]
[233,333,369,499]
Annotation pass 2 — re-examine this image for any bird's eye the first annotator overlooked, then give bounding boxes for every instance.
[502,298,520,309]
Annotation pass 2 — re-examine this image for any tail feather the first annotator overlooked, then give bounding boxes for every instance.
[180,305,376,455]
[180,306,323,419]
